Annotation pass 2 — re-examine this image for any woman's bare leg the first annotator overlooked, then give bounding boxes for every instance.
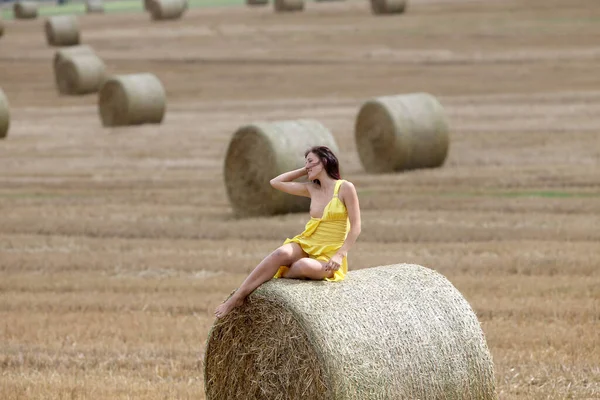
[281,258,334,280]
[214,243,306,318]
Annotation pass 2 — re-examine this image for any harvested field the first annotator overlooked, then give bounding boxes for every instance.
[0,0,599,398]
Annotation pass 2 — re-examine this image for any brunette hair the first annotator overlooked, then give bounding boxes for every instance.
[304,146,341,184]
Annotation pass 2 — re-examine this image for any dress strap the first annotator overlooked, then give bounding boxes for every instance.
[333,179,345,198]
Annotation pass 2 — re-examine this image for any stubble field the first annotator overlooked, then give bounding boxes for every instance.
[0,0,599,398]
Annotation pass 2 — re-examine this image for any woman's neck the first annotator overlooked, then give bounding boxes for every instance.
[316,175,337,192]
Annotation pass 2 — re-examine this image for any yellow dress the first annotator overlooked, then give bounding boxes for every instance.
[274,179,350,282]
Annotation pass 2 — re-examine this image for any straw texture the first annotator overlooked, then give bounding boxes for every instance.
[56,54,106,95]
[45,15,80,46]
[14,1,38,19]
[53,45,97,90]
[54,45,95,68]
[274,0,304,12]
[85,0,104,13]
[247,0,268,5]
[98,73,166,127]
[370,0,406,15]
[148,0,188,20]
[355,92,449,173]
[205,263,496,400]
[224,119,339,217]
[0,88,10,139]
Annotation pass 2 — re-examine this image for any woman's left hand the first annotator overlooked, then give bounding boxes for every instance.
[325,253,344,272]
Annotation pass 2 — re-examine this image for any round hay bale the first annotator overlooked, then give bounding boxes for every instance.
[0,88,10,139]
[223,119,340,217]
[370,0,407,15]
[355,92,449,173]
[148,0,188,20]
[86,0,105,13]
[98,73,166,127]
[45,15,80,46]
[205,263,497,400]
[274,0,304,12]
[13,1,38,19]
[53,45,97,89]
[53,45,95,68]
[56,54,106,95]
[247,0,268,5]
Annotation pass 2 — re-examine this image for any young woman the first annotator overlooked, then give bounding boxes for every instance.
[214,146,361,319]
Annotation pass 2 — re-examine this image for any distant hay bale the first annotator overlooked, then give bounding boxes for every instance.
[13,1,38,19]
[274,0,304,12]
[54,44,95,67]
[53,45,97,90]
[370,0,406,15]
[45,15,80,46]
[86,0,104,13]
[56,54,106,95]
[205,263,497,400]
[0,88,9,139]
[355,92,449,173]
[224,119,339,217]
[144,0,152,10]
[98,73,166,127]
[148,0,188,20]
[247,0,268,5]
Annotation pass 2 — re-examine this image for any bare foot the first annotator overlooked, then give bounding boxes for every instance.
[214,296,244,319]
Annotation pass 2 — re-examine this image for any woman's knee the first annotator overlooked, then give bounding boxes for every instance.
[289,258,331,279]
[290,258,310,273]
[271,245,298,265]
[281,258,311,279]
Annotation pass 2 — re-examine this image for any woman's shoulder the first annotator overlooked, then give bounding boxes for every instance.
[339,179,356,189]
[338,179,357,198]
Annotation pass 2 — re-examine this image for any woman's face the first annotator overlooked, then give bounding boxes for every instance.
[305,152,323,181]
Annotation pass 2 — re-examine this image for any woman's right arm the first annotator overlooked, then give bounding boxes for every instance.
[270,168,311,198]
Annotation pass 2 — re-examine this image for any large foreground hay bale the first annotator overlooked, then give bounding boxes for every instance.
[86,0,104,13]
[45,15,80,46]
[13,1,38,19]
[224,119,339,217]
[98,73,166,127]
[355,92,449,173]
[0,88,9,139]
[56,54,106,95]
[370,0,406,15]
[205,263,496,400]
[274,0,304,12]
[148,0,188,20]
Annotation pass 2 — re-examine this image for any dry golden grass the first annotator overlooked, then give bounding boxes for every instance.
[0,0,599,398]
